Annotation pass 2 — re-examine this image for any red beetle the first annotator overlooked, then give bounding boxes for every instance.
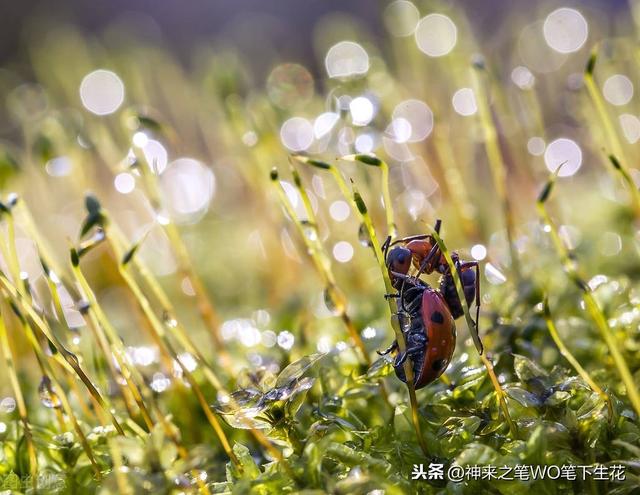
[378,220,481,388]
[378,278,456,388]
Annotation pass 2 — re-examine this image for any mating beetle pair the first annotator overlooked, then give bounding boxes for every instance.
[378,220,480,389]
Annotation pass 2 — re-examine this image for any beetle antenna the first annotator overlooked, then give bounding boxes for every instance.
[382,235,391,260]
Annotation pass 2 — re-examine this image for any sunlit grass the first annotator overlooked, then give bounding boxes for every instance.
[0,1,638,493]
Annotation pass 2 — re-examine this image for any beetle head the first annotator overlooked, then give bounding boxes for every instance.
[386,246,412,287]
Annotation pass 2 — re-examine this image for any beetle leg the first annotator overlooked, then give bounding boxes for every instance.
[381,235,392,260]
[415,243,441,279]
[394,343,424,367]
[384,293,400,300]
[394,351,407,368]
[377,340,398,356]
[457,260,483,354]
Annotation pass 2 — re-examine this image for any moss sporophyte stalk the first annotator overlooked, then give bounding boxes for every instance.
[0,2,640,493]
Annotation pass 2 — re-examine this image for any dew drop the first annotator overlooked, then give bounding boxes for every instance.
[39,376,62,409]
[358,223,373,247]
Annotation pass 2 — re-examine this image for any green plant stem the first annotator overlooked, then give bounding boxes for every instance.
[133,152,229,360]
[537,176,640,419]
[584,71,627,166]
[542,298,613,420]
[105,220,229,387]
[470,66,521,281]
[607,155,640,219]
[109,233,289,471]
[0,272,125,436]
[286,166,371,366]
[584,53,640,217]
[291,155,428,454]
[379,160,398,239]
[0,313,38,489]
[112,259,239,467]
[427,226,517,437]
[351,185,429,457]
[6,309,102,477]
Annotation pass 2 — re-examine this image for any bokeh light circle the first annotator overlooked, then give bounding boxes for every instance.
[603,74,634,106]
[349,96,375,126]
[354,133,375,153]
[387,117,412,143]
[325,41,369,79]
[79,69,125,115]
[280,117,314,152]
[333,241,354,263]
[114,172,135,194]
[519,21,567,73]
[470,244,487,261]
[392,99,434,142]
[451,88,477,116]
[329,201,350,222]
[314,112,340,139]
[143,139,168,174]
[511,66,535,89]
[619,114,640,143]
[383,1,420,37]
[544,138,582,177]
[160,158,215,223]
[543,8,588,54]
[527,137,546,156]
[266,63,314,109]
[415,14,457,57]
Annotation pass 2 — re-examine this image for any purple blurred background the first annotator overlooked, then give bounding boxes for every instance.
[1,0,628,72]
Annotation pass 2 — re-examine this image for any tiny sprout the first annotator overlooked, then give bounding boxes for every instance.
[85,194,102,216]
[135,114,163,133]
[39,257,50,276]
[33,134,54,162]
[70,248,80,267]
[573,276,590,293]
[343,153,382,167]
[608,154,622,171]
[353,191,368,215]
[80,195,106,237]
[585,51,597,76]
[537,180,554,204]
[8,301,24,321]
[77,228,106,257]
[471,53,486,70]
[121,243,139,266]
[122,230,150,266]
[291,155,332,170]
[291,167,303,188]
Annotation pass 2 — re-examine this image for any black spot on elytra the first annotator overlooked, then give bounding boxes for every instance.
[432,358,447,371]
[430,311,444,324]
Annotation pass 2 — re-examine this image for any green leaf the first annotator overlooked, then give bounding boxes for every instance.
[365,357,393,379]
[513,354,548,383]
[455,443,498,466]
[275,353,325,388]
